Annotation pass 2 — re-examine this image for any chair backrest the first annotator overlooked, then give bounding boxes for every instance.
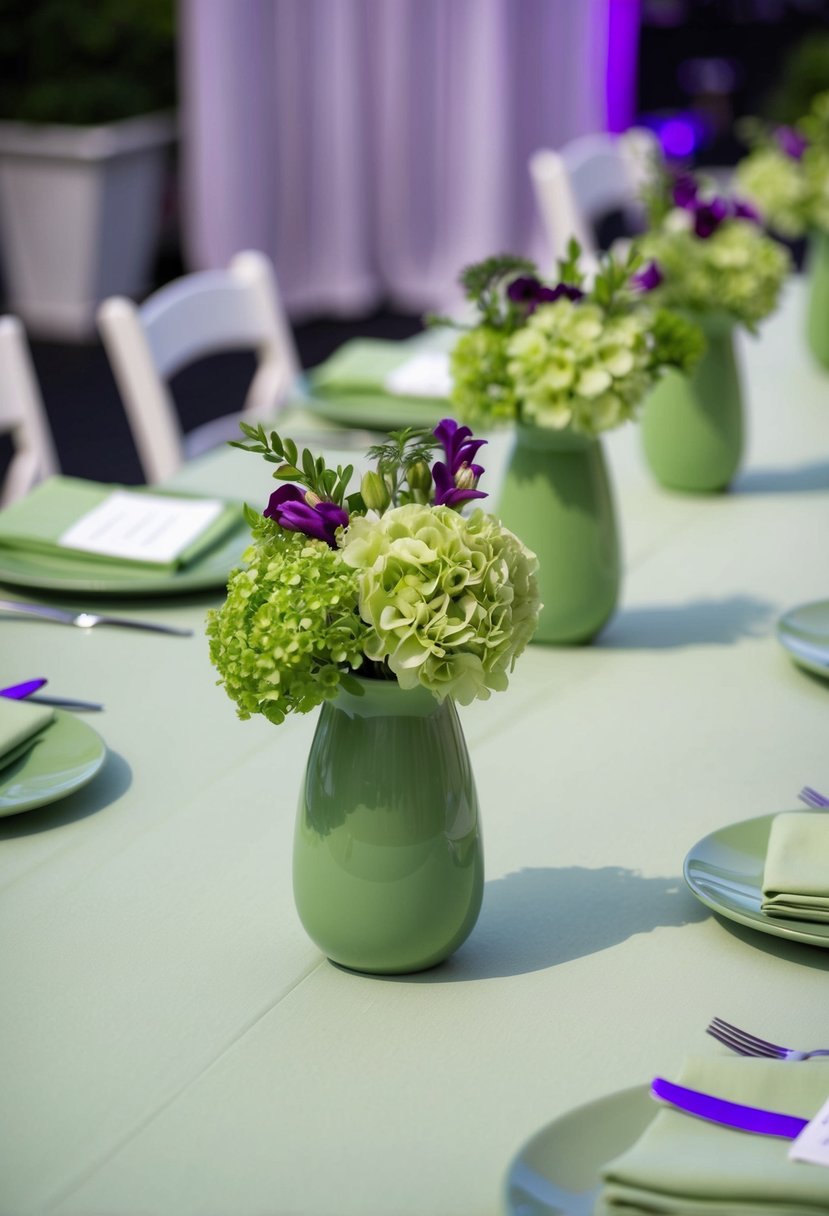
[97,250,300,484]
[0,315,59,506]
[530,127,659,271]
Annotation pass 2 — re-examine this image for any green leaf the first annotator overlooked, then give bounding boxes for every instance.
[283,437,298,466]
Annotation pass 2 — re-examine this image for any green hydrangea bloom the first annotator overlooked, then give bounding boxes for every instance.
[207,523,369,724]
[505,299,655,436]
[339,504,540,705]
[449,325,519,428]
[735,147,811,238]
[638,216,790,328]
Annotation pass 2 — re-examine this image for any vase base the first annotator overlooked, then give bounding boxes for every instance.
[328,954,452,977]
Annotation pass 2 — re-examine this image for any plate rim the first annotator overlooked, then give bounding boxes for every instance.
[682,812,829,948]
[776,598,829,678]
[503,1084,652,1215]
[0,709,107,815]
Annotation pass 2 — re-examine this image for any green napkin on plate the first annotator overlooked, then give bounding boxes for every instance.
[597,1056,829,1215]
[761,812,829,922]
[0,477,243,572]
[308,337,451,412]
[0,697,55,771]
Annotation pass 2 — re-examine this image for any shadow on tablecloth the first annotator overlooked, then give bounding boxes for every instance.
[600,594,775,649]
[379,864,707,982]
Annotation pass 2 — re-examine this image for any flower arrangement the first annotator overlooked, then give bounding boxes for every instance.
[635,162,792,329]
[735,91,829,239]
[207,420,540,722]
[435,243,704,435]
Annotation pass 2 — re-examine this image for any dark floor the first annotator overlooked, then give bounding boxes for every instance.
[24,297,424,487]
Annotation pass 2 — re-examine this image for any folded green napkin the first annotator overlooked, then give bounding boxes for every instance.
[0,697,55,771]
[309,338,451,409]
[597,1056,829,1215]
[0,477,242,571]
[762,812,829,922]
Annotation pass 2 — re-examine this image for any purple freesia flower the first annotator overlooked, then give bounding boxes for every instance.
[264,483,348,547]
[549,282,585,302]
[692,196,729,238]
[731,197,761,223]
[631,260,663,292]
[432,418,488,508]
[507,274,583,313]
[775,125,808,161]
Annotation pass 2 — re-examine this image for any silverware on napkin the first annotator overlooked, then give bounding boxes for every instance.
[0,599,192,636]
[0,678,103,711]
[651,1077,808,1139]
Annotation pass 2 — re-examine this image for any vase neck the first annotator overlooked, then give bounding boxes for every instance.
[333,675,445,719]
[514,422,597,452]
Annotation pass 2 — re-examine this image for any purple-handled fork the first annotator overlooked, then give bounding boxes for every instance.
[798,786,829,809]
[707,1016,829,1061]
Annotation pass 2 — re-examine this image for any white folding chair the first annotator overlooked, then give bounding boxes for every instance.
[0,315,59,506]
[97,250,301,484]
[530,128,659,272]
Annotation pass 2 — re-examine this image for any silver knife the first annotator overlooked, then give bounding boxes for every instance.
[0,599,193,636]
[651,1077,809,1139]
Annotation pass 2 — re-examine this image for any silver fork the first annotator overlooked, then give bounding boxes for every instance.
[798,786,829,808]
[707,1016,829,1061]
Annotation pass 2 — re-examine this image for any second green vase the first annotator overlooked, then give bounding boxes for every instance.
[496,424,620,645]
[641,315,743,493]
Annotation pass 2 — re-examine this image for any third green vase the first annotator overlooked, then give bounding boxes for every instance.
[807,229,829,370]
[496,423,620,645]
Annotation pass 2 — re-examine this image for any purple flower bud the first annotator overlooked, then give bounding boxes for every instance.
[264,483,348,547]
[631,260,663,292]
[774,125,808,161]
[672,173,699,208]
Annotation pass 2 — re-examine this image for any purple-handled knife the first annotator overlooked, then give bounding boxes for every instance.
[0,679,103,712]
[651,1077,809,1139]
[0,678,47,699]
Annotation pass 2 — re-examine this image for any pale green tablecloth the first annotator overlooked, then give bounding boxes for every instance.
[0,697,55,769]
[598,1056,829,1214]
[0,476,242,571]
[762,813,829,922]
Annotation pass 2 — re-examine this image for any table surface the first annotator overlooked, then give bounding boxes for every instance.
[1,279,828,1216]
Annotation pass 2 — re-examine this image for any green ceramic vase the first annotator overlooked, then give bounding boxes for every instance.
[806,229,829,370]
[292,676,483,974]
[641,314,743,493]
[496,423,620,645]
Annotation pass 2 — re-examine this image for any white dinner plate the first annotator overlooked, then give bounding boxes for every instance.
[683,813,829,948]
[776,600,829,680]
[0,710,107,816]
[503,1086,653,1215]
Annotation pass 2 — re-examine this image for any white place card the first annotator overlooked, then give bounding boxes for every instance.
[58,492,224,564]
[789,1094,829,1168]
[383,351,451,398]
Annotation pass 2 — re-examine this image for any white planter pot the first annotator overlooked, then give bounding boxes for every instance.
[0,112,176,340]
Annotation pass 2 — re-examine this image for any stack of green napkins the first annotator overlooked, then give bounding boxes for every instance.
[597,1056,829,1214]
[0,477,242,571]
[308,337,451,417]
[762,813,829,922]
[0,697,55,772]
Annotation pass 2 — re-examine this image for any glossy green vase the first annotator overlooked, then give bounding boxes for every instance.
[293,677,483,974]
[642,315,743,492]
[807,229,829,370]
[496,424,620,645]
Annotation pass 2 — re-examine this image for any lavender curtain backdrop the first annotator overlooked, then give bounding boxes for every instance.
[179,0,638,318]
